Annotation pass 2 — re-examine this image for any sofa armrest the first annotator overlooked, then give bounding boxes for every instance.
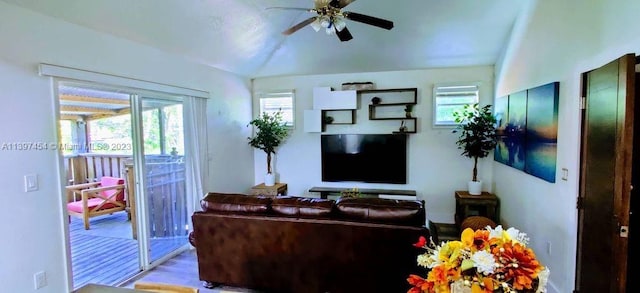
[188,231,196,247]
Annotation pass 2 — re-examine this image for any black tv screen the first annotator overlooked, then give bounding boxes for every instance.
[321,134,407,184]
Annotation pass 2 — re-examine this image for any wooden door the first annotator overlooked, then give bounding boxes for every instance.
[628,70,639,292]
[577,54,635,293]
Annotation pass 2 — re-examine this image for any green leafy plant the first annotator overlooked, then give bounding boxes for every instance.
[247,111,290,174]
[452,104,497,182]
[404,104,414,118]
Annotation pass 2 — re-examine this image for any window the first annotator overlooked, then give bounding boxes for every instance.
[433,84,479,126]
[58,120,74,156]
[259,90,295,128]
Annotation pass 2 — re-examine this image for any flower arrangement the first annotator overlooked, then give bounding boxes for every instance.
[407,226,549,293]
[340,187,362,198]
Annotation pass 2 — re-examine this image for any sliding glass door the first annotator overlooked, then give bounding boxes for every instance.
[131,96,189,266]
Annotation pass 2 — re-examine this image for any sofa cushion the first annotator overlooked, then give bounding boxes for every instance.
[271,196,335,218]
[200,192,271,214]
[335,197,425,226]
[67,198,119,213]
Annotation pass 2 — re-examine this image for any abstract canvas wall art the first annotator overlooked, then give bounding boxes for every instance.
[494,95,509,165]
[493,82,559,183]
[504,90,527,171]
[524,82,559,182]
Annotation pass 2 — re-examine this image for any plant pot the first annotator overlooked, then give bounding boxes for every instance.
[468,181,482,195]
[264,173,276,186]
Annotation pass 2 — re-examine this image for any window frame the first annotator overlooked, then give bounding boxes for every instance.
[432,82,480,127]
[257,90,295,129]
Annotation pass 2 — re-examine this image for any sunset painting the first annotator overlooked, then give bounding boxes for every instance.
[524,82,559,182]
[503,90,527,171]
[493,95,510,165]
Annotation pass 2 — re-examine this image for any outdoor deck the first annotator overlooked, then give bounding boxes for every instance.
[69,212,188,290]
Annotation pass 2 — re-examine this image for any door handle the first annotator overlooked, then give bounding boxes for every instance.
[620,225,629,238]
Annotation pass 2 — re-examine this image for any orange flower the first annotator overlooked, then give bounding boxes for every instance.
[407,274,432,293]
[427,265,448,285]
[493,242,543,290]
[472,230,491,250]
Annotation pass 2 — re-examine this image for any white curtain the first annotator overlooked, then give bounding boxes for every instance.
[183,96,208,231]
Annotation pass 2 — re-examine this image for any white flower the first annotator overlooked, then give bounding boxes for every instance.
[505,227,530,245]
[425,243,445,268]
[416,243,445,269]
[470,250,497,275]
[487,225,505,239]
[536,267,550,293]
[417,253,431,268]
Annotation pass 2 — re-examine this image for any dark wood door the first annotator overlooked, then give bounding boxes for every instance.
[577,54,635,293]
[628,71,639,292]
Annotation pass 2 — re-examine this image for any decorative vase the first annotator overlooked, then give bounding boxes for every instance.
[468,180,482,195]
[265,173,276,186]
[450,280,472,293]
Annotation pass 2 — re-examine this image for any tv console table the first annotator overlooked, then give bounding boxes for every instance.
[308,186,417,200]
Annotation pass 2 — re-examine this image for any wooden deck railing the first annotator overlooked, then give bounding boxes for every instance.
[125,158,187,238]
[64,153,131,185]
[65,153,188,238]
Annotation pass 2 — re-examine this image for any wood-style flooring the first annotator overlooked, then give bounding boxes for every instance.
[121,250,262,293]
[70,213,187,290]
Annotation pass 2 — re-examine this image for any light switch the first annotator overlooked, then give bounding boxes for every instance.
[561,168,568,181]
[24,174,38,192]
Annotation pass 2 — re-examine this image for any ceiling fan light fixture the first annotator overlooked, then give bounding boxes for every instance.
[274,0,393,41]
[320,17,331,29]
[334,18,347,32]
[325,27,334,35]
[310,18,322,32]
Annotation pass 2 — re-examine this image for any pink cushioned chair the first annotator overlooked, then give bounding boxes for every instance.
[66,176,126,230]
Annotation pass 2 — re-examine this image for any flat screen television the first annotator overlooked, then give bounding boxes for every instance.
[321,134,407,184]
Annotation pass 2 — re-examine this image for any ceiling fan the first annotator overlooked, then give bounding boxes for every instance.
[268,0,394,42]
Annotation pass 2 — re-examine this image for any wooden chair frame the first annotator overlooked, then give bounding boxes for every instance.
[66,181,126,230]
[134,281,199,293]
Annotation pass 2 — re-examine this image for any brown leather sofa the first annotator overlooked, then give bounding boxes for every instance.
[189,192,430,293]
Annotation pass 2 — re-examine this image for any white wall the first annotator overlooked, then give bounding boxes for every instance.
[0,2,254,292]
[252,66,494,222]
[494,1,640,293]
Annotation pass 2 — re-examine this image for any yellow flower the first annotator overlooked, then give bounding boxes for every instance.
[461,228,475,247]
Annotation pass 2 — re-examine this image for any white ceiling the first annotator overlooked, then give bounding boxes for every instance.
[3,0,526,78]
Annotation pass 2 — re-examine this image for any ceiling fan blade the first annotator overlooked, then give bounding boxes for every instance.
[330,0,356,8]
[282,17,317,35]
[335,26,353,42]
[343,12,394,30]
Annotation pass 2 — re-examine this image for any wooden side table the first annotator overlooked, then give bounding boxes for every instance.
[454,190,499,227]
[250,183,287,197]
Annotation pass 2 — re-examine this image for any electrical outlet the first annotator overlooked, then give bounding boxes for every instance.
[546,242,552,256]
[34,271,47,289]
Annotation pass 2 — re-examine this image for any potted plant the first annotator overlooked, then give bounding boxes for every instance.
[452,104,497,195]
[247,111,290,186]
[404,104,414,118]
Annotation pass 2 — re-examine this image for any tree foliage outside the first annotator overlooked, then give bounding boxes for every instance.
[87,104,184,155]
[452,103,497,182]
[88,114,133,154]
[247,111,290,174]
